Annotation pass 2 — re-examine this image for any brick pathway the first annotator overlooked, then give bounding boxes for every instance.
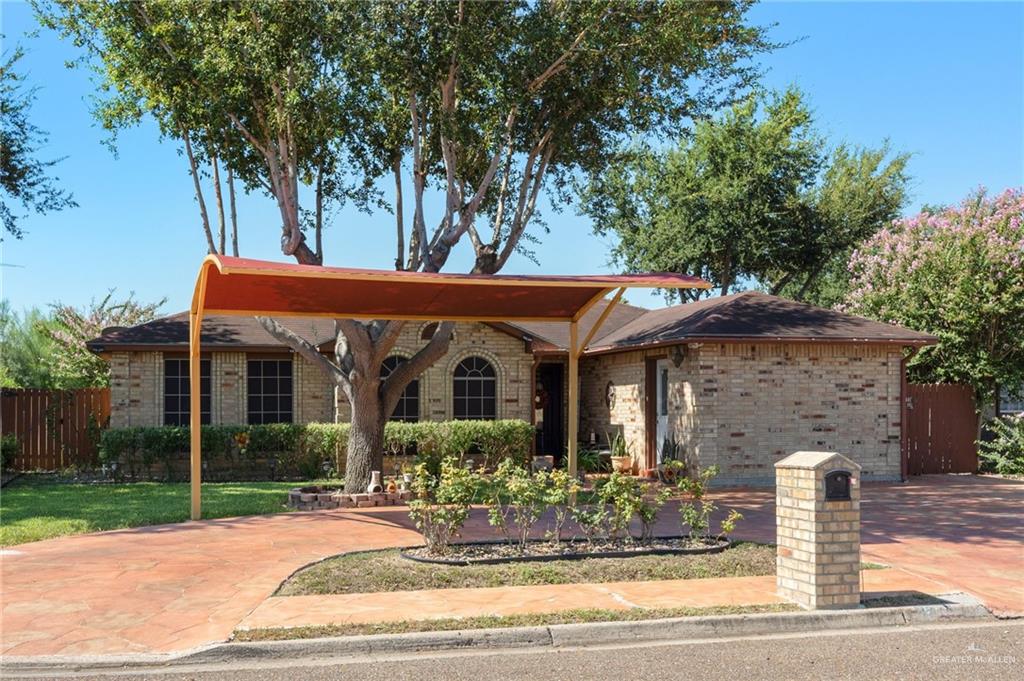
[0,475,1020,657]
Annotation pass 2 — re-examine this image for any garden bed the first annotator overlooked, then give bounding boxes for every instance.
[276,543,775,596]
[401,536,731,565]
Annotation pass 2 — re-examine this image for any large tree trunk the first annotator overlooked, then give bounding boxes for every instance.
[345,377,386,493]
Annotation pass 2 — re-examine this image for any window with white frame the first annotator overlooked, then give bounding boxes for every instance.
[452,356,497,420]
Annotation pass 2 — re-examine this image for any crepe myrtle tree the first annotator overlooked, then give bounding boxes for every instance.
[40,0,774,491]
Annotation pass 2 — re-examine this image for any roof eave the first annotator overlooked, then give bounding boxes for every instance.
[582,335,938,357]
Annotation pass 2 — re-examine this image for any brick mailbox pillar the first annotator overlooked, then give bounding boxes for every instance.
[775,451,862,609]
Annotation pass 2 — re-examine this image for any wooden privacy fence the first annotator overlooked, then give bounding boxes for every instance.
[906,383,978,475]
[1,388,111,471]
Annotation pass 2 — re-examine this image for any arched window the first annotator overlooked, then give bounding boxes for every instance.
[453,356,496,420]
[381,356,419,422]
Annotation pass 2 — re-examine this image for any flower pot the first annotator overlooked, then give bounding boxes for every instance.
[611,455,633,474]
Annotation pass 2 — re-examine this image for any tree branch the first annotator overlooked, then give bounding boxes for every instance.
[180,124,217,254]
[256,316,349,394]
[381,321,455,415]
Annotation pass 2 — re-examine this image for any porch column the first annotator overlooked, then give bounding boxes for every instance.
[567,320,579,479]
[189,310,202,520]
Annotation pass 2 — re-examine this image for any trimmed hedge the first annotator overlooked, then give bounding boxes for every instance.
[98,420,535,482]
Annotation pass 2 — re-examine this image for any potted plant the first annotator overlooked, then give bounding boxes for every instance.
[607,431,633,474]
[400,462,414,490]
[656,433,684,484]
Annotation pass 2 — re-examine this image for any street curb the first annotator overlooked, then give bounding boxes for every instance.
[0,592,991,673]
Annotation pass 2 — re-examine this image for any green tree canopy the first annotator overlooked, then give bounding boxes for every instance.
[844,188,1024,409]
[580,87,910,304]
[0,293,164,389]
[0,43,77,239]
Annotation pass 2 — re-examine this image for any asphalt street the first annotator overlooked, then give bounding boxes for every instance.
[8,620,1023,681]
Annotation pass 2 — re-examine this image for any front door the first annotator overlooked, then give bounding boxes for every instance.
[655,359,670,463]
[536,363,565,466]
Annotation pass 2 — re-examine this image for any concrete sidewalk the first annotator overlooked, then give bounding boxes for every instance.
[238,568,946,631]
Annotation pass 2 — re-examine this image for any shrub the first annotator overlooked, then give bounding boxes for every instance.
[407,457,481,555]
[1,434,18,470]
[543,468,581,544]
[677,465,744,542]
[597,472,643,542]
[570,502,608,548]
[95,420,533,481]
[678,465,718,541]
[482,459,548,553]
[979,416,1024,476]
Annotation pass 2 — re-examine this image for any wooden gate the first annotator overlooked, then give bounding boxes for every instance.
[906,383,977,475]
[0,388,111,471]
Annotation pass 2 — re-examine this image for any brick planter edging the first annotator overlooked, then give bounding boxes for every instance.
[287,485,414,511]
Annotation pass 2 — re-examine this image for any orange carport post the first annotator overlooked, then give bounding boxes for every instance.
[188,255,709,520]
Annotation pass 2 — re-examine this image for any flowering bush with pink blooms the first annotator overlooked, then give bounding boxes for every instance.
[845,188,1024,408]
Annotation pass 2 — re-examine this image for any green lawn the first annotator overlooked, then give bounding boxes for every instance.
[278,544,777,596]
[0,476,328,546]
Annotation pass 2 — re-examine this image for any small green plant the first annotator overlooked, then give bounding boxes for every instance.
[577,448,609,473]
[978,416,1024,475]
[570,502,608,548]
[597,472,643,542]
[677,464,741,543]
[1,434,19,470]
[483,458,548,552]
[636,484,673,544]
[544,468,582,544]
[720,509,744,537]
[608,431,630,458]
[407,457,481,556]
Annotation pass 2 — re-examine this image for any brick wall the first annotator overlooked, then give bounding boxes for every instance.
[109,351,162,428]
[336,321,534,423]
[108,322,533,428]
[580,342,904,485]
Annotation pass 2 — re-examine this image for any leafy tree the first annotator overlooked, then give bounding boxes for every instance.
[0,293,164,389]
[845,188,1024,410]
[580,88,909,304]
[0,43,77,238]
[40,0,775,491]
[0,302,60,388]
[44,291,166,388]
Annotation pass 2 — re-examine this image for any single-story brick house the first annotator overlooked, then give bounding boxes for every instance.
[87,292,935,485]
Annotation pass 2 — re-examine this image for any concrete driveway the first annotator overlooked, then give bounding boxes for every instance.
[1,475,1020,658]
[706,475,1023,618]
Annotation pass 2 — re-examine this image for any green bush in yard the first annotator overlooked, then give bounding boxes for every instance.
[98,420,534,481]
[1,434,18,470]
[979,416,1024,475]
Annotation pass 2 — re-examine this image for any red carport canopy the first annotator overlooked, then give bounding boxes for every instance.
[187,254,710,519]
[194,255,708,322]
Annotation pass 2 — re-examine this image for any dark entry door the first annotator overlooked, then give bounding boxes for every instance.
[536,363,565,465]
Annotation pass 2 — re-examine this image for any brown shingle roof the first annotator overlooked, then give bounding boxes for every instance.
[586,291,937,353]
[86,313,337,351]
[87,292,936,355]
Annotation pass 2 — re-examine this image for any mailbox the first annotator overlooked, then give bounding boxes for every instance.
[824,470,852,501]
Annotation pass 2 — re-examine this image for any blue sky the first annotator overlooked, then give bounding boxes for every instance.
[2,1,1021,314]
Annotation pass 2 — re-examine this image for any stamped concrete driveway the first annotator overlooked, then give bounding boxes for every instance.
[703,475,1024,618]
[0,475,1020,658]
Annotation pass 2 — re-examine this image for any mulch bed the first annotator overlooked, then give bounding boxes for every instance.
[401,536,731,565]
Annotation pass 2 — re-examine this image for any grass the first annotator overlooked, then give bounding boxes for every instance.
[233,603,799,641]
[0,475,332,546]
[277,542,777,596]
